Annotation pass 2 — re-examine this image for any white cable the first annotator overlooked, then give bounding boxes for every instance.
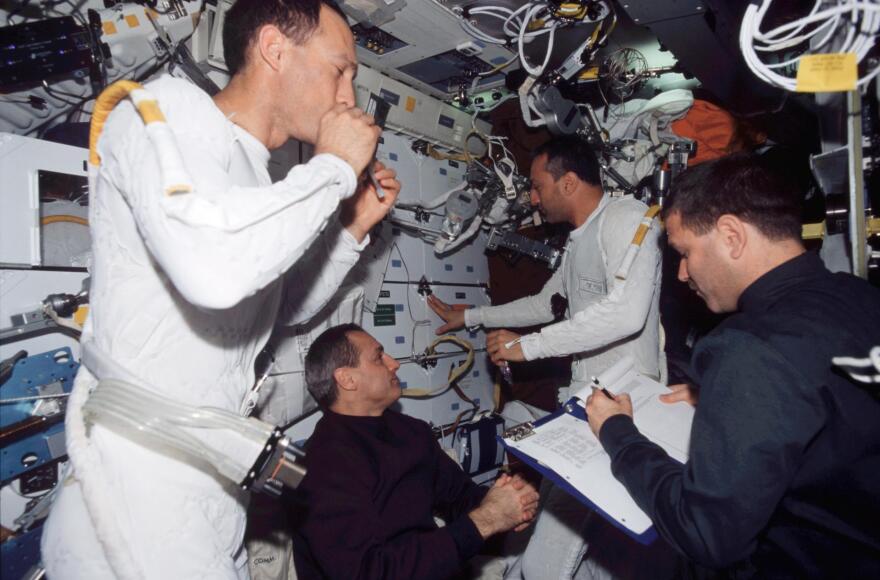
[519,82,546,128]
[460,17,507,45]
[762,16,840,69]
[519,4,558,77]
[503,3,533,37]
[396,182,467,210]
[458,1,577,80]
[755,0,824,44]
[754,13,839,52]
[741,1,880,91]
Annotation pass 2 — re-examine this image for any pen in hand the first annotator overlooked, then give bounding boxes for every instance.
[590,376,616,401]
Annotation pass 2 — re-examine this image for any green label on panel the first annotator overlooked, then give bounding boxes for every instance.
[373,304,397,327]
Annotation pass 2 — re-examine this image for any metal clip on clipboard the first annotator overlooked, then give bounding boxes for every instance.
[502,421,536,441]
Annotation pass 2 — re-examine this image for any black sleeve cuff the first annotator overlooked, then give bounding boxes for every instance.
[598,414,645,460]
[445,514,484,562]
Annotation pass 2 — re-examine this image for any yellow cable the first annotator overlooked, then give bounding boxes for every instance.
[41,215,89,227]
[89,80,144,167]
[427,130,489,165]
[399,335,476,399]
[87,79,191,197]
[426,145,469,163]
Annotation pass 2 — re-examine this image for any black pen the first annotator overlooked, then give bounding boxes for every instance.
[590,376,616,400]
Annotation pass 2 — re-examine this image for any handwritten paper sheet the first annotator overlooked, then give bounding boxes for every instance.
[507,357,694,536]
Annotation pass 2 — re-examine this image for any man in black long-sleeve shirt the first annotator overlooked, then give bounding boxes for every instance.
[587,154,880,577]
[296,324,539,579]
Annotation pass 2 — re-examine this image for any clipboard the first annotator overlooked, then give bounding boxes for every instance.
[499,400,658,545]
[497,357,694,545]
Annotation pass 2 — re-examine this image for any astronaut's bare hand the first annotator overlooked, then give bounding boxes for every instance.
[513,514,536,533]
[469,477,539,539]
[427,295,466,334]
[340,161,400,242]
[486,330,524,364]
[586,389,633,438]
[659,383,698,407]
[315,104,381,176]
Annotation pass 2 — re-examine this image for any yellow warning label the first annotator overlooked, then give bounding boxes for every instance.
[125,14,140,28]
[102,21,118,35]
[795,53,857,93]
[405,96,416,113]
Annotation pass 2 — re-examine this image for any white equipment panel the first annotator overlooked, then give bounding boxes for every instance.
[357,130,499,428]
[356,65,492,154]
[345,0,515,99]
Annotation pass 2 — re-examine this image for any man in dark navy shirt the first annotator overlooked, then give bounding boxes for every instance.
[295,324,539,579]
[587,154,880,578]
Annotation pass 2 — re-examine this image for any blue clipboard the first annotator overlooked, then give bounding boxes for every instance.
[497,398,659,546]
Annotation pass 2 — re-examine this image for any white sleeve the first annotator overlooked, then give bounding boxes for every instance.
[519,207,661,360]
[278,222,368,326]
[463,266,564,329]
[108,113,357,311]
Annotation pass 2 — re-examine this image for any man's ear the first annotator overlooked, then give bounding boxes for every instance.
[560,172,578,197]
[255,24,286,72]
[716,214,747,260]
[333,367,357,393]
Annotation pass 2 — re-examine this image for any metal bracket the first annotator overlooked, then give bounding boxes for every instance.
[487,228,563,269]
[1,348,78,484]
[417,276,433,297]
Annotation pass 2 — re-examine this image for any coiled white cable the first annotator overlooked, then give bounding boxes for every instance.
[740,0,880,91]
[457,2,565,78]
[518,3,558,77]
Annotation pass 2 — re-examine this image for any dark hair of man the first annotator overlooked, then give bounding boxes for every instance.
[304,323,363,409]
[533,136,601,187]
[222,0,345,77]
[661,152,803,241]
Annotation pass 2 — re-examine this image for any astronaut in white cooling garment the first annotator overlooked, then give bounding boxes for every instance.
[41,1,401,578]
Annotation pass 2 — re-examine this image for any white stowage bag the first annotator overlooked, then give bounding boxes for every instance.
[41,75,359,580]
